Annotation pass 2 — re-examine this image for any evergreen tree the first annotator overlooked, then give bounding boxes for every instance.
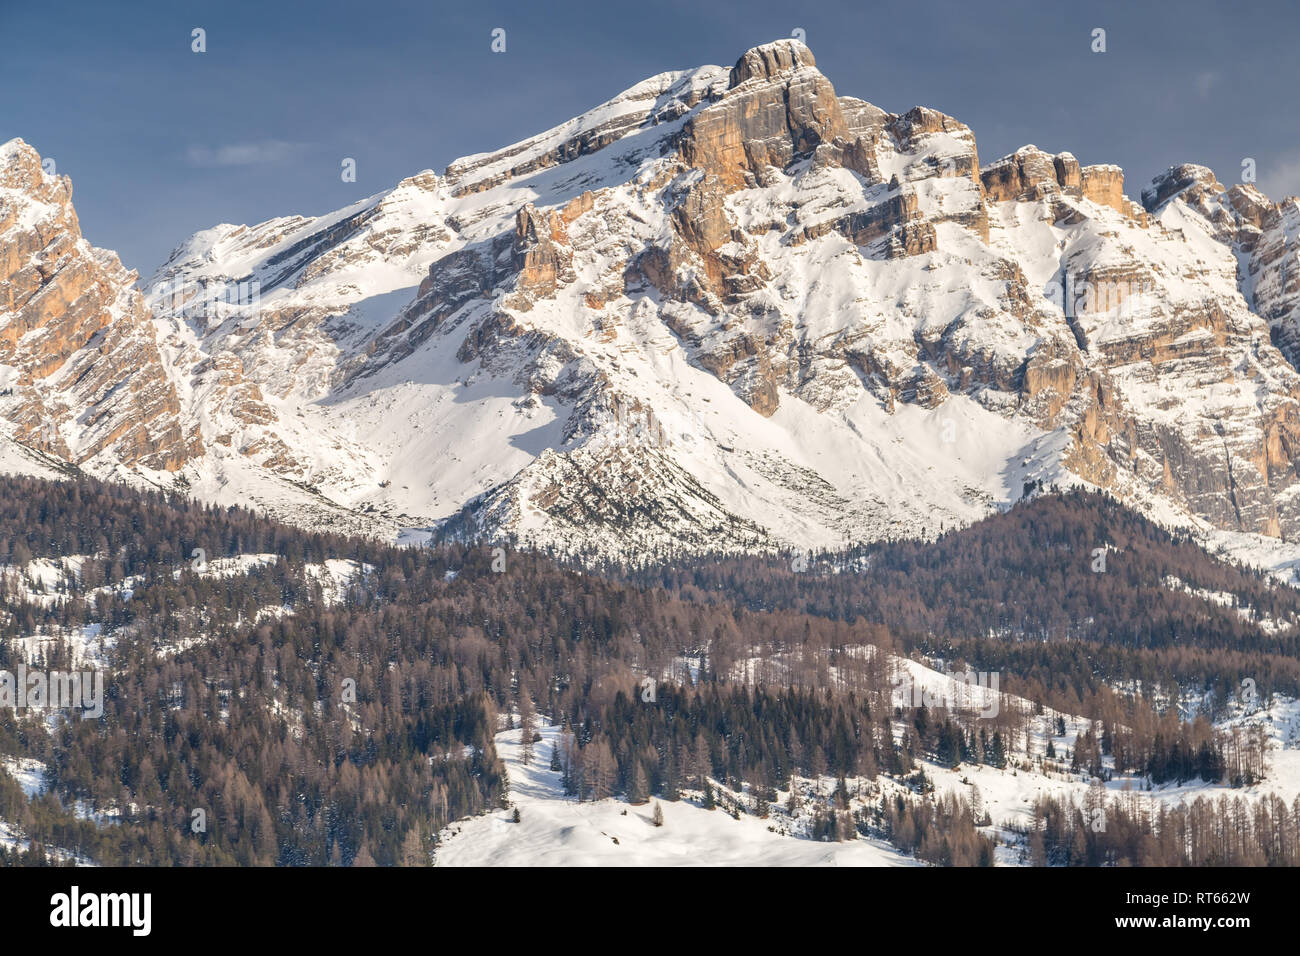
[628,763,648,805]
[519,696,536,766]
[990,731,1006,769]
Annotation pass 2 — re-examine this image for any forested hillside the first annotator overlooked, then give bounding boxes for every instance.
[0,477,1296,866]
[626,489,1300,719]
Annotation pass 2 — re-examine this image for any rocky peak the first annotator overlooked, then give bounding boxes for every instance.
[728,39,818,87]
[509,203,574,306]
[1141,163,1223,212]
[981,145,1131,216]
[1079,164,1128,214]
[0,139,199,472]
[1053,152,1082,190]
[1226,183,1273,230]
[443,67,725,197]
[981,145,1064,202]
[2,138,65,199]
[16,44,1300,565]
[681,41,846,188]
[887,106,966,142]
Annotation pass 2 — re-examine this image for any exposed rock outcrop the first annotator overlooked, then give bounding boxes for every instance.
[0,139,199,471]
[10,39,1300,562]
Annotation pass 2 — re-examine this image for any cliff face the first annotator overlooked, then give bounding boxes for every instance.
[0,140,199,472]
[9,41,1300,563]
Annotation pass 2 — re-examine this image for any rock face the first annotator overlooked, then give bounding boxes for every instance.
[0,139,199,472]
[682,39,847,189]
[9,41,1300,564]
[981,147,1141,222]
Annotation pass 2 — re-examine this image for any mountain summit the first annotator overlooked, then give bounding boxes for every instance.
[0,139,200,476]
[5,41,1300,563]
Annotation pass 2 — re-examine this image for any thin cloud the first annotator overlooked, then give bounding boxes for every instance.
[1194,71,1218,99]
[185,140,309,167]
[1260,155,1300,201]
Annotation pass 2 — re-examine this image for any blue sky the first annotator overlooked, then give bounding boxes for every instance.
[3,0,1297,276]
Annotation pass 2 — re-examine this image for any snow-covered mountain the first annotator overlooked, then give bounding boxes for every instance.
[6,39,1300,562]
[0,140,200,480]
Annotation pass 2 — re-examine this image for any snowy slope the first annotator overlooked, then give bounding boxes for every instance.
[434,720,917,867]
[435,649,1300,866]
[6,41,1300,566]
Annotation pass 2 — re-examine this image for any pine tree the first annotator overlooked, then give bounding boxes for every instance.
[519,697,536,766]
[584,738,616,801]
[1029,828,1047,867]
[399,828,427,866]
[1069,823,1088,866]
[629,763,648,804]
[352,843,377,867]
[662,748,681,801]
[652,801,664,827]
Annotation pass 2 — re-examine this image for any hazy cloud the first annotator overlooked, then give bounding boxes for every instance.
[1194,71,1218,99]
[185,140,309,167]
[1260,155,1300,201]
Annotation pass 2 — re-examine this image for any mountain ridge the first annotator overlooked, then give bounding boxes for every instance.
[4,40,1300,568]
